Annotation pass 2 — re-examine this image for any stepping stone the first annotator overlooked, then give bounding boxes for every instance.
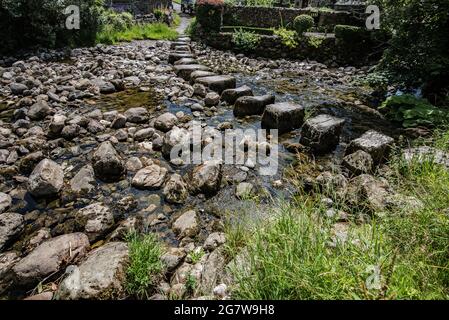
[173,64,211,81]
[195,75,236,94]
[189,71,217,84]
[221,85,253,105]
[300,114,346,154]
[233,94,275,117]
[174,58,197,65]
[174,45,191,52]
[168,53,195,64]
[345,130,394,163]
[261,102,305,134]
[170,41,189,49]
[178,37,191,42]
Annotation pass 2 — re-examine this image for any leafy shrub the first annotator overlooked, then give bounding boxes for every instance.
[334,25,366,42]
[379,94,448,128]
[100,10,134,32]
[274,28,298,49]
[232,28,261,51]
[196,0,224,32]
[125,232,164,299]
[186,17,198,36]
[293,14,314,36]
[307,35,325,49]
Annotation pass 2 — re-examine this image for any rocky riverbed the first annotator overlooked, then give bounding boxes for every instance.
[0,32,437,300]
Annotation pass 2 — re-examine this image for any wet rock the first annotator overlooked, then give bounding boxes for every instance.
[0,213,24,251]
[261,102,305,133]
[204,232,226,251]
[204,92,220,107]
[132,164,168,190]
[234,94,275,117]
[154,113,177,132]
[235,182,255,199]
[346,130,394,163]
[0,192,12,214]
[12,233,90,286]
[28,159,64,198]
[69,164,96,194]
[92,141,126,182]
[28,100,51,120]
[173,210,199,238]
[56,242,129,300]
[221,85,253,105]
[343,150,373,175]
[124,107,148,124]
[0,251,20,294]
[75,203,115,243]
[163,174,188,204]
[189,160,223,196]
[126,157,143,172]
[300,114,345,154]
[195,75,236,94]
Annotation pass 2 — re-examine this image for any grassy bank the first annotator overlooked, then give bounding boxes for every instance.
[96,22,178,45]
[226,129,449,300]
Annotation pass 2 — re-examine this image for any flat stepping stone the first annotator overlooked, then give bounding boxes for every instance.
[195,75,236,94]
[174,45,191,52]
[171,41,189,49]
[234,94,275,117]
[178,37,191,42]
[168,53,195,64]
[221,85,253,105]
[189,71,217,84]
[300,114,345,154]
[174,58,198,65]
[345,130,394,163]
[173,64,211,81]
[261,102,305,134]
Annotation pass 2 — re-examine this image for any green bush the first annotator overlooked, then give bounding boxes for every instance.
[100,10,134,32]
[293,14,314,36]
[196,0,224,32]
[334,25,366,42]
[274,28,298,49]
[0,0,103,54]
[379,94,448,128]
[186,17,198,37]
[232,28,261,51]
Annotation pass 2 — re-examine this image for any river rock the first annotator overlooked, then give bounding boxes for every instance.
[234,94,275,117]
[92,141,126,182]
[10,83,28,95]
[56,242,129,300]
[75,203,115,243]
[28,159,64,198]
[162,126,190,160]
[402,146,449,168]
[161,247,186,272]
[204,232,226,251]
[134,127,155,141]
[174,64,210,81]
[346,130,394,163]
[0,192,12,214]
[189,160,223,196]
[173,210,199,238]
[0,213,24,251]
[189,70,216,83]
[154,113,177,132]
[235,182,255,199]
[220,85,253,105]
[261,102,305,133]
[69,164,96,195]
[204,92,220,107]
[132,164,168,190]
[0,251,20,294]
[199,249,226,295]
[343,150,373,175]
[195,75,236,94]
[12,233,90,286]
[168,53,195,64]
[124,107,148,124]
[49,114,67,136]
[300,114,345,153]
[163,174,188,204]
[61,124,80,140]
[28,100,51,120]
[111,113,127,129]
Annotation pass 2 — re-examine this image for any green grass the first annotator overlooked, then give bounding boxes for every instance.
[96,22,178,45]
[125,232,165,299]
[227,129,449,300]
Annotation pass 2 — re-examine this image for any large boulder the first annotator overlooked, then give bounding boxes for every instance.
[261,102,305,133]
[172,210,199,238]
[163,174,188,204]
[132,164,168,190]
[28,100,51,120]
[0,213,24,252]
[0,192,12,214]
[124,107,148,124]
[195,75,236,94]
[56,242,129,300]
[346,130,394,163]
[221,85,253,105]
[12,233,90,286]
[300,114,346,154]
[189,160,223,196]
[75,203,115,243]
[233,95,275,117]
[92,141,126,182]
[28,159,64,198]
